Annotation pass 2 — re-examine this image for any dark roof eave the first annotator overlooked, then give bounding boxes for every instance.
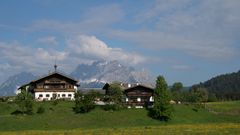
[124,84,154,92]
[31,71,78,83]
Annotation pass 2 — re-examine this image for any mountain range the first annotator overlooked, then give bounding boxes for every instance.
[0,60,154,96]
[70,60,153,84]
[0,72,37,96]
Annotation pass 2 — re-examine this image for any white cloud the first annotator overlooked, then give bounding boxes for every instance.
[67,35,110,58]
[37,36,58,45]
[66,35,145,65]
[0,42,67,75]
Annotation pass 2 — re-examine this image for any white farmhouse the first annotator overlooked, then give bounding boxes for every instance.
[17,71,79,101]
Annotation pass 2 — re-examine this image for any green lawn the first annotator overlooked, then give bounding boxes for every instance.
[1,124,239,135]
[0,101,239,134]
[206,101,240,115]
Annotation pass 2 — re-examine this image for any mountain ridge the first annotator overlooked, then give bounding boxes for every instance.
[192,70,240,100]
[70,60,153,84]
[0,72,36,96]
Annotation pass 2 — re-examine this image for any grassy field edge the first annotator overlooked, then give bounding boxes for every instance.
[0,123,239,135]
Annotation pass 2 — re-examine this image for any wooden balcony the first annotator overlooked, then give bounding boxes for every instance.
[125,101,153,106]
[44,80,66,84]
[126,93,152,97]
[34,88,76,92]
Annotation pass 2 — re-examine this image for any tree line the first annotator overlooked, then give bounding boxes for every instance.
[191,70,240,100]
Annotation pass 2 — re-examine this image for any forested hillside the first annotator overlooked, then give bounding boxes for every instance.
[192,70,240,100]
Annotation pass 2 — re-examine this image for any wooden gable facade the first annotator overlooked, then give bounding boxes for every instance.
[124,85,154,108]
[31,72,78,93]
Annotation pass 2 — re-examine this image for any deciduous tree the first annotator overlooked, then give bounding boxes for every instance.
[171,82,183,102]
[14,88,34,115]
[74,91,95,113]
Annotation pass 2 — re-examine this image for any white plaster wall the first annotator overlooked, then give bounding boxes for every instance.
[16,89,21,95]
[150,96,154,102]
[35,92,75,101]
[16,85,30,95]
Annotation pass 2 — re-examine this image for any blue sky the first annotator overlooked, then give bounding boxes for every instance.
[0,0,240,86]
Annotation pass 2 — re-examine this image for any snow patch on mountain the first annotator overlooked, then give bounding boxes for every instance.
[71,60,154,85]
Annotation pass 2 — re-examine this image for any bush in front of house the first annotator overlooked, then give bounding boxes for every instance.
[52,99,59,106]
[14,88,34,115]
[74,91,95,113]
[103,83,124,111]
[102,103,122,111]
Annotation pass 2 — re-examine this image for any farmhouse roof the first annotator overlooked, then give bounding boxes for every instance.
[124,84,154,92]
[31,71,78,83]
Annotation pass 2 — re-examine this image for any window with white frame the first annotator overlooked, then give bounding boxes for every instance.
[137,97,141,102]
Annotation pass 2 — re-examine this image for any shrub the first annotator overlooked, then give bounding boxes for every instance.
[74,91,95,113]
[102,104,122,111]
[0,97,9,102]
[52,100,59,106]
[103,83,124,111]
[37,106,45,114]
[14,88,34,115]
[208,93,218,102]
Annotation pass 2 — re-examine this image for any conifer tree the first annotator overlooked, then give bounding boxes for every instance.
[151,75,173,121]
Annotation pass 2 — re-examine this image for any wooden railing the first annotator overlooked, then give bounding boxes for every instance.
[34,88,76,92]
[44,80,66,84]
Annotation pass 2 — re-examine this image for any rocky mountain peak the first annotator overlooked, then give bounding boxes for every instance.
[0,72,36,96]
[70,60,153,84]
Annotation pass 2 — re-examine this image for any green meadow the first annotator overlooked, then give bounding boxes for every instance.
[0,101,239,134]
